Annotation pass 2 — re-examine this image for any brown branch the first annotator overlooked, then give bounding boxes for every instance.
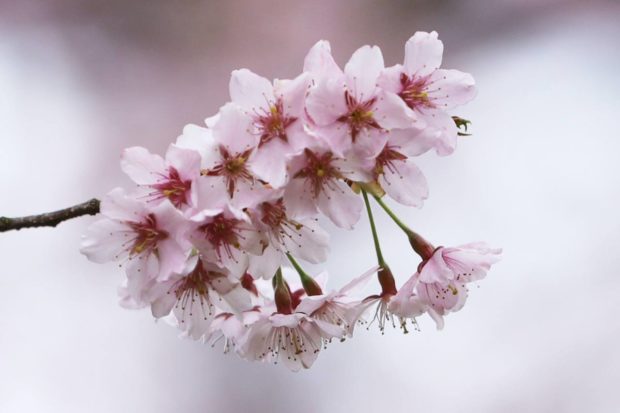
[0,199,101,232]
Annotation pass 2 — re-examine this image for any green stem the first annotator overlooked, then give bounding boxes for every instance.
[286,253,323,296]
[372,194,435,260]
[362,189,386,267]
[371,194,413,237]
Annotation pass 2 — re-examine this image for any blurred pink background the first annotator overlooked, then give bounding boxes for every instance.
[1,1,619,412]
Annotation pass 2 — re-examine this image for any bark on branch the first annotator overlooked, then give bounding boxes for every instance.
[0,199,101,232]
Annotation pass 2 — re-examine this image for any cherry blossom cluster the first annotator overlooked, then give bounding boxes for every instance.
[81,31,501,371]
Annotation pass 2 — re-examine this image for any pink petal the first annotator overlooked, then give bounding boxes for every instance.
[175,124,213,163]
[100,187,146,222]
[404,31,444,77]
[249,140,289,188]
[379,159,428,207]
[377,64,405,94]
[372,90,416,129]
[275,72,310,116]
[283,178,319,219]
[229,68,275,112]
[80,219,130,263]
[165,144,202,181]
[303,40,343,80]
[306,76,347,126]
[283,218,329,264]
[316,180,362,229]
[344,45,384,100]
[211,103,257,154]
[121,146,166,185]
[387,128,436,157]
[429,69,476,110]
[418,248,453,284]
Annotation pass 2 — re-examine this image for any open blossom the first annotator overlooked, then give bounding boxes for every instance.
[418,242,502,285]
[246,192,330,279]
[198,103,265,208]
[239,310,343,371]
[121,144,202,210]
[415,242,502,328]
[81,188,190,281]
[80,31,499,371]
[305,41,412,158]
[370,131,429,207]
[296,267,377,336]
[378,31,476,156]
[284,147,363,229]
[229,69,314,188]
[189,201,261,279]
[147,257,251,340]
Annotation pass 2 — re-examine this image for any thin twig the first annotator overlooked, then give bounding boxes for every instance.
[0,199,101,232]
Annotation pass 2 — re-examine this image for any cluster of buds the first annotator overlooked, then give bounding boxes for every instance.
[81,31,501,371]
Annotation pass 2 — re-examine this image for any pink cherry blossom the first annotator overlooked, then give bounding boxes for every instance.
[246,192,330,280]
[121,144,201,210]
[371,138,428,207]
[81,188,190,281]
[296,267,378,337]
[305,42,411,158]
[284,147,363,229]
[205,312,247,353]
[147,257,251,340]
[418,242,502,285]
[189,202,261,278]
[238,309,343,371]
[229,69,314,188]
[378,31,476,156]
[198,103,267,209]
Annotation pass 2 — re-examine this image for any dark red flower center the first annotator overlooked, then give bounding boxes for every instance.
[293,149,343,198]
[127,213,168,256]
[337,90,382,142]
[202,146,254,197]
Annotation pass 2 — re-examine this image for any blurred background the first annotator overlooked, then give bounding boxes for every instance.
[1,0,619,412]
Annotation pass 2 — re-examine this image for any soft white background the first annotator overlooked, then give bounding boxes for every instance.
[1,1,618,412]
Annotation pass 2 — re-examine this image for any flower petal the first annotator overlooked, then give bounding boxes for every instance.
[229,68,275,112]
[121,147,166,185]
[379,159,428,207]
[344,45,384,100]
[404,31,443,77]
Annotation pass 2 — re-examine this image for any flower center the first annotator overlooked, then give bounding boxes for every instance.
[259,199,304,249]
[293,149,343,198]
[198,214,245,260]
[373,146,408,179]
[337,90,381,142]
[202,146,254,197]
[398,73,434,111]
[170,260,226,322]
[151,167,192,208]
[255,100,297,147]
[127,213,168,256]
